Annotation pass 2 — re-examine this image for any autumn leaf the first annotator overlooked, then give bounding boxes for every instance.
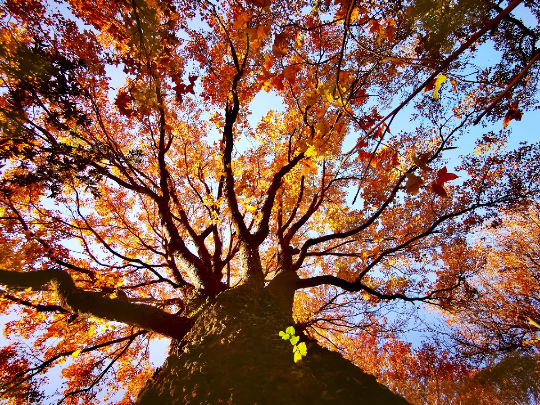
[376,123,390,138]
[306,88,318,106]
[115,91,133,117]
[246,0,271,7]
[300,158,317,176]
[283,65,301,84]
[423,74,447,100]
[272,33,288,57]
[405,173,423,195]
[233,11,251,30]
[432,74,447,100]
[412,152,432,171]
[436,167,458,187]
[304,144,317,159]
[431,182,448,198]
[391,152,399,167]
[503,104,523,128]
[450,77,457,92]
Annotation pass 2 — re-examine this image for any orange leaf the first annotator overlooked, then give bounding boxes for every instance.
[412,152,432,172]
[405,173,423,195]
[503,105,523,128]
[272,33,288,57]
[300,159,317,176]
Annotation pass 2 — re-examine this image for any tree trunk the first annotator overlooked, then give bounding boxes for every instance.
[135,281,410,405]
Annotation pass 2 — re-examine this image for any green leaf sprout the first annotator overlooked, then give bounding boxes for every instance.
[278,326,308,363]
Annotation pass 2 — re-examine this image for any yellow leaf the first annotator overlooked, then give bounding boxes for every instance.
[293,350,303,363]
[100,323,112,332]
[350,7,360,23]
[304,144,317,159]
[71,349,82,358]
[433,74,447,100]
[88,325,97,338]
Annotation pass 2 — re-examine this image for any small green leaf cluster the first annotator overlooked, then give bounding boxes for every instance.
[278,326,307,363]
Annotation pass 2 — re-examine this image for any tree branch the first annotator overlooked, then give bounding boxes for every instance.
[253,152,305,245]
[0,268,194,340]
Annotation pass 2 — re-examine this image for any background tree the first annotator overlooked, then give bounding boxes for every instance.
[0,0,539,403]
[440,202,540,355]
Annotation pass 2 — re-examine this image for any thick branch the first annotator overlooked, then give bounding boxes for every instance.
[0,290,68,313]
[253,152,304,245]
[294,174,405,269]
[0,268,194,340]
[295,274,463,304]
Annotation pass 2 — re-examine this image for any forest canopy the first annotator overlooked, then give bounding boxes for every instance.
[0,0,539,403]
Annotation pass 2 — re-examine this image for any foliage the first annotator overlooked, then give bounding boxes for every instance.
[278,325,308,362]
[0,0,539,403]
[439,203,540,355]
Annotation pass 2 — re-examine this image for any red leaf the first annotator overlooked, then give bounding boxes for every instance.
[115,91,133,117]
[431,182,448,198]
[436,167,458,186]
[246,0,271,6]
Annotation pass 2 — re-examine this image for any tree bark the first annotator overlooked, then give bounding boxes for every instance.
[136,283,411,405]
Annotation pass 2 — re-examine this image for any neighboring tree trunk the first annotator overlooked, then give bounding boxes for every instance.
[136,283,411,404]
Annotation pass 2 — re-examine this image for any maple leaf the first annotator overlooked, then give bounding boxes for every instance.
[430,167,458,198]
[412,152,432,172]
[272,33,288,57]
[404,173,423,195]
[431,182,448,198]
[435,167,458,187]
[300,158,317,176]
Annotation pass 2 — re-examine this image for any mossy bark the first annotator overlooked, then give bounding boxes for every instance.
[136,284,410,405]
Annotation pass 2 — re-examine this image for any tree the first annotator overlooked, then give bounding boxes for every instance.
[439,203,540,355]
[0,0,539,403]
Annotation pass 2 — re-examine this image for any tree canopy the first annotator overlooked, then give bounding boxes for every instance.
[0,0,539,403]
